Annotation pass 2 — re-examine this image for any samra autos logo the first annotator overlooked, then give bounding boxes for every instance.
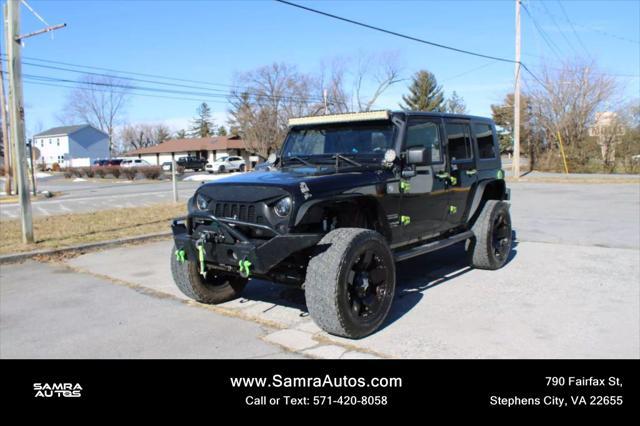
[33,383,83,398]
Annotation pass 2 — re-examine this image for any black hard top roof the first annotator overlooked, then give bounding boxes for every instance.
[392,110,494,123]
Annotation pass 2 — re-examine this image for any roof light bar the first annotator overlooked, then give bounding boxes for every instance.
[288,110,391,127]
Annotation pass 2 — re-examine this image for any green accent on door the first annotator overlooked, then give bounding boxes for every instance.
[449,205,458,214]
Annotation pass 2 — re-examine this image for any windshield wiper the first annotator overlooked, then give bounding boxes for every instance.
[284,156,314,167]
[333,153,362,170]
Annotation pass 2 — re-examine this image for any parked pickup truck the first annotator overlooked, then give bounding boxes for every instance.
[176,156,207,171]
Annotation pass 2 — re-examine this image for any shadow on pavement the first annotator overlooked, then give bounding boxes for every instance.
[236,231,520,333]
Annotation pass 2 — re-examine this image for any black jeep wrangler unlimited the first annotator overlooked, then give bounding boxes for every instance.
[171,110,512,338]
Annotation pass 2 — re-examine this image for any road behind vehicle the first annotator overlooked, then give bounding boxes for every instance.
[170,110,511,339]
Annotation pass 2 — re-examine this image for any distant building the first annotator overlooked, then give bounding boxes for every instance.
[125,135,260,169]
[33,125,109,167]
[589,112,625,163]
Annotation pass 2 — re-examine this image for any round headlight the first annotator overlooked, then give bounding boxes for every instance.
[274,197,292,217]
[196,193,210,210]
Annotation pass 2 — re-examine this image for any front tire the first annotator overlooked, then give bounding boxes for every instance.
[468,200,512,270]
[171,246,247,303]
[218,165,226,174]
[304,228,396,339]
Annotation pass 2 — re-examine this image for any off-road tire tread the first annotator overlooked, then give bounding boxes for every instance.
[304,228,395,338]
[170,245,247,304]
[469,200,511,270]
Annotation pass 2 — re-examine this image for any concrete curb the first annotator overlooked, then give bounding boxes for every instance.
[0,231,172,265]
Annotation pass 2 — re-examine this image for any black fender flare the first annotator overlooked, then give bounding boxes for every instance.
[465,179,508,224]
[293,194,392,241]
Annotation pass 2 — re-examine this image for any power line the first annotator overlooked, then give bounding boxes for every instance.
[521,2,565,61]
[441,60,499,83]
[555,0,592,58]
[19,72,330,106]
[6,76,233,105]
[275,0,549,92]
[0,55,328,104]
[275,0,517,65]
[537,0,580,57]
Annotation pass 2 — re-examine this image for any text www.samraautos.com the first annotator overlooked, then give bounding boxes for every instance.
[230,374,402,389]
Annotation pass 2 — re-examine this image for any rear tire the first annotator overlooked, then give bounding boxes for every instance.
[304,228,395,339]
[468,200,512,270]
[240,164,246,172]
[171,245,247,304]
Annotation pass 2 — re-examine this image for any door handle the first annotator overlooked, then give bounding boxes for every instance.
[465,169,477,176]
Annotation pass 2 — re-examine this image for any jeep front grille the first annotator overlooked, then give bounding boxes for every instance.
[214,202,263,224]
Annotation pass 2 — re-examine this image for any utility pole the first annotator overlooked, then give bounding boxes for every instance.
[6,0,65,243]
[323,89,328,115]
[171,152,178,203]
[1,4,12,195]
[7,0,33,242]
[513,0,521,180]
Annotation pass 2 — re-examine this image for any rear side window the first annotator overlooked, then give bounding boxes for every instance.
[474,123,496,159]
[405,120,442,163]
[445,123,473,162]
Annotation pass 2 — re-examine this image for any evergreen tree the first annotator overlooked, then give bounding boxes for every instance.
[175,129,188,139]
[216,125,228,136]
[399,70,444,112]
[189,102,215,138]
[445,91,468,114]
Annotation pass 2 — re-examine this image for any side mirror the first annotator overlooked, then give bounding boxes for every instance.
[267,153,278,164]
[406,147,431,165]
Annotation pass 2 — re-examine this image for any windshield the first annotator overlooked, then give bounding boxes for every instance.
[282,121,395,162]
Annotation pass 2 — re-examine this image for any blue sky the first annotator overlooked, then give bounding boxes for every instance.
[4,0,639,136]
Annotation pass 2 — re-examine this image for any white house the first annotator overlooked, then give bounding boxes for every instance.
[33,124,110,167]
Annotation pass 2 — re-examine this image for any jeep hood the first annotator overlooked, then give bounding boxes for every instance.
[199,168,384,199]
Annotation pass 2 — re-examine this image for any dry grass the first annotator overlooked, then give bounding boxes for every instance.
[0,202,186,255]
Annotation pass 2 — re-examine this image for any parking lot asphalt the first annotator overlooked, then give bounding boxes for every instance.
[0,176,202,220]
[0,260,302,359]
[1,181,638,358]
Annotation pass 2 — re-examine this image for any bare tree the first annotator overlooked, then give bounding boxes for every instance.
[526,61,618,156]
[316,51,403,113]
[228,63,321,159]
[353,51,403,112]
[118,123,170,153]
[59,74,130,154]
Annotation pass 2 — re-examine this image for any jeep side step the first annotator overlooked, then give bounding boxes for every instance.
[393,230,474,262]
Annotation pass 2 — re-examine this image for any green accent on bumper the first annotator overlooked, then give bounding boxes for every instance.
[449,176,458,186]
[400,180,411,192]
[197,243,206,276]
[449,205,458,214]
[175,249,186,263]
[497,169,505,179]
[400,215,411,226]
[238,259,252,278]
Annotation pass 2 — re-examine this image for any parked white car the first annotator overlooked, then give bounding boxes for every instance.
[121,158,151,168]
[206,156,246,173]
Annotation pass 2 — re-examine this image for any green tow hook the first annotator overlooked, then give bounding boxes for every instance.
[238,259,252,278]
[196,243,207,277]
[175,249,186,264]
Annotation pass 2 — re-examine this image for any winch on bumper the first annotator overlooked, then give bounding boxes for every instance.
[171,210,322,278]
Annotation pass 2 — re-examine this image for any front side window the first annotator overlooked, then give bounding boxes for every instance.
[474,123,496,159]
[405,119,442,163]
[446,123,473,162]
[283,121,395,159]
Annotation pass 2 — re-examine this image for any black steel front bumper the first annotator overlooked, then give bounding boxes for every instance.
[171,211,322,276]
